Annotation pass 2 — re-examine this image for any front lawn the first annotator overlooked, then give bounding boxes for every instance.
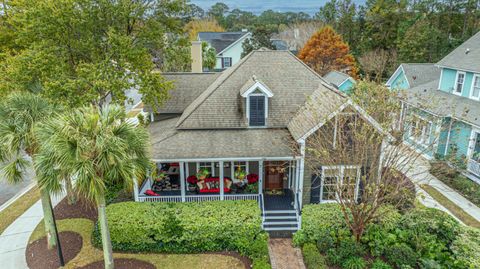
[294,203,480,269]
[430,161,480,207]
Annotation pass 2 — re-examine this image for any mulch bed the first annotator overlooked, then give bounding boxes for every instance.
[78,258,156,269]
[54,196,97,221]
[213,251,252,269]
[26,231,83,269]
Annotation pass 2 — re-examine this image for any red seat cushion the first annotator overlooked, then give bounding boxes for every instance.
[145,190,160,196]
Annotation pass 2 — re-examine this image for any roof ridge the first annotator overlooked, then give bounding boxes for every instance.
[175,50,258,128]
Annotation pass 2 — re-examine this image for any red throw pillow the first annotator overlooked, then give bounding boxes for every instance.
[145,190,160,196]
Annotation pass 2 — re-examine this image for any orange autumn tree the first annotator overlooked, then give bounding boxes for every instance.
[299,26,358,78]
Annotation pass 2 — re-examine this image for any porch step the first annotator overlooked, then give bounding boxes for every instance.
[262,209,300,232]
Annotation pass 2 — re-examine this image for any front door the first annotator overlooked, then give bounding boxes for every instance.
[264,161,284,190]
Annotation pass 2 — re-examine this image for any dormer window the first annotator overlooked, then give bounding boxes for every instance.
[240,76,274,128]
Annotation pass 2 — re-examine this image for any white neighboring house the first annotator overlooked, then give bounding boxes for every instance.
[198,31,252,70]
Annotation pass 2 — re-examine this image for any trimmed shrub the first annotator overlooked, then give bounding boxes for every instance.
[302,243,327,269]
[341,257,366,269]
[450,227,480,269]
[93,200,270,266]
[362,206,401,257]
[370,259,392,269]
[385,243,418,268]
[293,203,350,247]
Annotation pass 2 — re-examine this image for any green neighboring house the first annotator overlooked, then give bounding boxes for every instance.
[386,31,480,180]
[138,49,389,232]
[323,70,356,93]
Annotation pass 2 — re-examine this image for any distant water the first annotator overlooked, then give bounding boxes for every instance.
[191,0,366,15]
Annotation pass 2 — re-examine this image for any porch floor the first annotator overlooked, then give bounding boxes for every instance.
[264,189,294,210]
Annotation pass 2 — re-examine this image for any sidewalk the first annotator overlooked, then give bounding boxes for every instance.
[401,156,480,222]
[0,192,65,269]
[268,238,306,269]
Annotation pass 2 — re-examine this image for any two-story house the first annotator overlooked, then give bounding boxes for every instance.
[198,31,251,70]
[137,49,391,232]
[386,32,480,179]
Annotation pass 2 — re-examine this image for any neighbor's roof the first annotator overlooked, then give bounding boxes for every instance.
[154,72,221,113]
[401,63,440,88]
[323,71,353,88]
[436,31,480,73]
[175,49,341,129]
[149,117,297,160]
[288,86,347,141]
[198,32,250,54]
[402,80,480,127]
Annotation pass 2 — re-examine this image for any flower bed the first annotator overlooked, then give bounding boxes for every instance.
[93,200,270,269]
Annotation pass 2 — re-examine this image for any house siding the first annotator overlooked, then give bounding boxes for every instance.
[445,121,473,159]
[215,37,247,69]
[439,67,478,98]
[338,79,354,93]
[403,108,440,158]
[390,69,409,90]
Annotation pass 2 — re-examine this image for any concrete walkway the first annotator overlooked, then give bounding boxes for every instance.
[0,191,65,269]
[401,155,480,222]
[268,238,306,269]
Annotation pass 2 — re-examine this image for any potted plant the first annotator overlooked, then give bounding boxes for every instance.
[156,172,168,182]
[196,168,209,181]
[234,166,247,184]
[186,175,198,192]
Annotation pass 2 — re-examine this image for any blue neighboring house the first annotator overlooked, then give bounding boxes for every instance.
[323,70,356,93]
[386,32,480,180]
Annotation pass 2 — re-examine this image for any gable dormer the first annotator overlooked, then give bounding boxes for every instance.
[240,76,273,127]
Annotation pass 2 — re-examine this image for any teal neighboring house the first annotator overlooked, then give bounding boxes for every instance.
[323,70,356,93]
[386,31,480,180]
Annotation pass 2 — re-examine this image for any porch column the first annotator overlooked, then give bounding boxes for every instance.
[180,161,186,202]
[288,161,292,189]
[258,160,264,195]
[298,142,306,209]
[219,161,224,200]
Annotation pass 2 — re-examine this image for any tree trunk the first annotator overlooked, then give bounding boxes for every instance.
[98,196,114,269]
[39,188,57,249]
[66,179,76,205]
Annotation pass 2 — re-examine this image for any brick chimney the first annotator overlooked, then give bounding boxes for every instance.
[191,41,203,73]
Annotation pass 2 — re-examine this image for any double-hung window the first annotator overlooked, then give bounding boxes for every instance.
[454,72,465,95]
[320,166,361,203]
[222,57,232,68]
[471,75,480,100]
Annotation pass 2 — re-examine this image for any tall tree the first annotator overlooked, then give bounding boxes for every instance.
[184,18,225,41]
[298,26,358,77]
[0,0,186,109]
[202,42,217,70]
[36,105,151,269]
[207,2,229,27]
[241,26,276,57]
[0,92,58,249]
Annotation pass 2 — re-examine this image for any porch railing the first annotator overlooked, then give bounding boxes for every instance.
[467,159,480,177]
[138,194,260,203]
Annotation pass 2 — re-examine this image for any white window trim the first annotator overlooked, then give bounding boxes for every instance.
[408,115,433,147]
[246,93,268,127]
[231,161,249,179]
[453,71,466,96]
[468,129,480,162]
[222,57,232,68]
[469,74,480,101]
[319,165,361,203]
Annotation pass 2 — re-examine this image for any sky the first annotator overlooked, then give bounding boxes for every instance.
[191,0,365,15]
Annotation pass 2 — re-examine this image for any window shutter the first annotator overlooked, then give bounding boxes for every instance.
[249,96,265,126]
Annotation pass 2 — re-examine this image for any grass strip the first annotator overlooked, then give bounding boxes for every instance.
[0,186,40,234]
[421,184,480,228]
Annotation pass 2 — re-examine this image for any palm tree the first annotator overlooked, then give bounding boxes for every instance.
[0,92,58,249]
[35,105,150,269]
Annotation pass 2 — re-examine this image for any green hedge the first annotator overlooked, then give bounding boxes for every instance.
[430,161,480,207]
[302,243,327,269]
[93,200,270,268]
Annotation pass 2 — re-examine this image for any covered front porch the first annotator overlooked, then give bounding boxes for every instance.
[135,158,303,211]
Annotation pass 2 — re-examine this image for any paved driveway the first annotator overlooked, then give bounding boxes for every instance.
[0,179,33,207]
